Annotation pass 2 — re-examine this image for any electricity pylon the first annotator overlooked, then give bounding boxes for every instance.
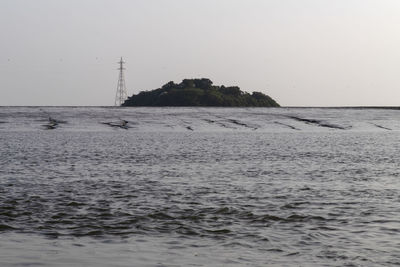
[114,57,128,106]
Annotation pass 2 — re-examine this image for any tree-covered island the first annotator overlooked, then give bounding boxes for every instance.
[122,78,280,107]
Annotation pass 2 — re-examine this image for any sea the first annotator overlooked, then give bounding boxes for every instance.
[0,106,399,267]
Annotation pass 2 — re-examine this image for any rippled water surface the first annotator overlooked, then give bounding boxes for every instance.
[1,107,400,266]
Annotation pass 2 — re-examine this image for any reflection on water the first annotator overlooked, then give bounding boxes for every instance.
[0,107,400,266]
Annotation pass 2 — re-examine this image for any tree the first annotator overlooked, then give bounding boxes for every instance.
[122,78,280,107]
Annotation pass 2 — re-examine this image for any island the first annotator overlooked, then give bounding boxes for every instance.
[122,78,280,107]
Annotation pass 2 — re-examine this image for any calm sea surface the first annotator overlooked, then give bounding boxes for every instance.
[0,107,399,266]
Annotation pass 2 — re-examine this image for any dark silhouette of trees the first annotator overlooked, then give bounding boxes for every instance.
[122,78,279,107]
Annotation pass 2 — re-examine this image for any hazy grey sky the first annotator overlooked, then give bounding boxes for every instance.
[1,0,400,106]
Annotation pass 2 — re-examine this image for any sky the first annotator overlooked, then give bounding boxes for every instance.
[1,0,400,106]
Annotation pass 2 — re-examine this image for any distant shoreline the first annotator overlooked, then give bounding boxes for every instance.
[283,106,400,109]
[1,106,400,109]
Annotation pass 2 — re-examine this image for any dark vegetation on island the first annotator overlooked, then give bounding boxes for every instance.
[122,78,280,107]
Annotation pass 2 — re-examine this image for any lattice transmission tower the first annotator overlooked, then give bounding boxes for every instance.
[114,57,128,106]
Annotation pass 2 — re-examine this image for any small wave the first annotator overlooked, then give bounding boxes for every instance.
[281,202,310,209]
[85,230,104,236]
[252,214,284,222]
[249,213,328,224]
[66,201,85,207]
[286,115,350,130]
[0,210,17,218]
[0,224,16,231]
[148,211,175,220]
[274,121,299,130]
[371,123,392,130]
[205,228,231,234]
[285,214,327,222]
[227,119,258,130]
[202,118,236,129]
